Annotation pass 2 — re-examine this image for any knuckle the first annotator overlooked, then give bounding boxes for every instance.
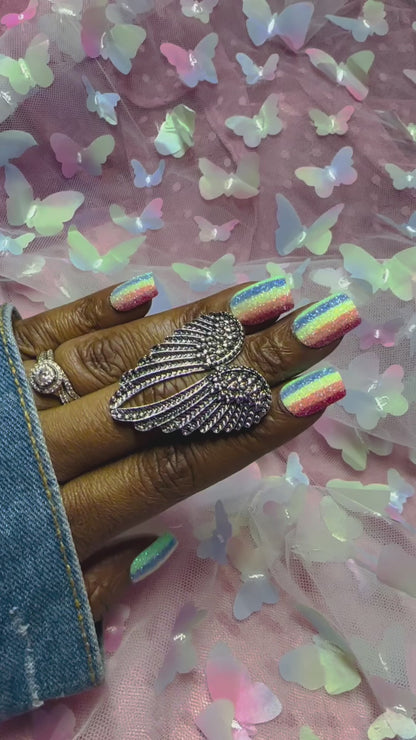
[63,332,138,388]
[13,318,50,358]
[244,329,292,381]
[140,444,199,506]
[70,295,101,335]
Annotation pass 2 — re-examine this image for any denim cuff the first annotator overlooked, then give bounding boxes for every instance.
[0,304,104,721]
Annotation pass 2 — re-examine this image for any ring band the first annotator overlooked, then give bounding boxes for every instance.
[29,350,80,404]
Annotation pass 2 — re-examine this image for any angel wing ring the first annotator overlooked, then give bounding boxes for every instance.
[109,312,271,435]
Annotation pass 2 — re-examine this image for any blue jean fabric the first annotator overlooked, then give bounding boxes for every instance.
[0,304,104,721]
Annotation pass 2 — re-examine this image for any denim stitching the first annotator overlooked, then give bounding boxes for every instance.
[0,309,97,685]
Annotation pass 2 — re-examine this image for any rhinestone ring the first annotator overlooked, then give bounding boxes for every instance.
[29,350,80,404]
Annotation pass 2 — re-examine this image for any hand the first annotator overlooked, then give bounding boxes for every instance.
[14,278,358,620]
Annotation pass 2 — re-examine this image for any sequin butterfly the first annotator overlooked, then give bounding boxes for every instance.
[228,537,279,620]
[242,0,314,50]
[82,75,120,126]
[196,643,282,738]
[131,159,165,188]
[4,164,84,237]
[106,0,154,24]
[198,153,260,200]
[50,134,115,178]
[295,146,357,198]
[180,0,218,24]
[309,106,355,136]
[154,104,196,158]
[267,258,311,290]
[1,0,38,27]
[194,216,239,242]
[377,110,416,146]
[155,603,207,693]
[0,33,53,95]
[355,318,403,350]
[377,210,416,240]
[368,710,416,740]
[160,32,218,88]
[0,130,37,166]
[82,6,146,74]
[0,231,35,255]
[235,52,279,85]
[67,226,144,275]
[385,164,416,190]
[38,0,84,63]
[197,500,232,564]
[109,199,164,234]
[171,254,236,291]
[339,243,416,301]
[225,93,282,148]
[305,49,375,101]
[275,194,344,255]
[326,0,388,43]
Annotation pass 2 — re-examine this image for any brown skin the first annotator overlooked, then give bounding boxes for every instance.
[14,284,340,621]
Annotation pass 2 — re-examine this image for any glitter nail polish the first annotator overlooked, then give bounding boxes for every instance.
[110,272,158,312]
[280,366,346,417]
[230,277,294,326]
[293,293,361,348]
[130,532,178,583]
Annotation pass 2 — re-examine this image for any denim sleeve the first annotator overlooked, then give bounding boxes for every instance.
[0,304,104,721]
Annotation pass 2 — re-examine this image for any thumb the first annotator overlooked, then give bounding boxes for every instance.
[82,533,178,622]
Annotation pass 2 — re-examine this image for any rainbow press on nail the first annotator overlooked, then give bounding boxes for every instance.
[110,272,157,312]
[293,293,361,348]
[280,366,346,417]
[130,532,178,583]
[230,277,294,326]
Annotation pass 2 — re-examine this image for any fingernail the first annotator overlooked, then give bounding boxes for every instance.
[230,277,294,326]
[280,366,346,417]
[130,532,178,583]
[110,272,158,312]
[293,293,361,348]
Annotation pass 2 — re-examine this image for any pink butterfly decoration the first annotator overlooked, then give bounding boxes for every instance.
[160,32,218,88]
[1,0,37,27]
[31,703,76,740]
[155,602,207,693]
[103,603,130,654]
[355,317,403,350]
[194,216,240,242]
[196,643,282,739]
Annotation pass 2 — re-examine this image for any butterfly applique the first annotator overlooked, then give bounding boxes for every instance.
[295,146,357,198]
[5,164,84,236]
[326,0,388,42]
[109,199,164,234]
[314,417,393,472]
[38,0,84,63]
[180,0,218,24]
[305,49,375,101]
[339,242,416,301]
[131,159,165,188]
[377,210,416,240]
[309,106,355,136]
[82,75,120,126]
[0,231,35,255]
[68,226,144,274]
[404,69,416,85]
[172,254,236,292]
[235,52,279,85]
[50,134,115,178]
[355,318,403,350]
[385,163,416,190]
[82,5,146,74]
[1,0,37,27]
[275,194,344,255]
[225,93,282,148]
[106,0,154,24]
[0,87,21,125]
[367,709,416,740]
[196,643,282,739]
[198,153,260,200]
[0,33,53,95]
[0,130,37,167]
[155,603,207,693]
[242,0,313,50]
[228,537,279,620]
[194,216,239,242]
[266,258,311,290]
[196,500,232,564]
[154,104,196,158]
[377,110,416,146]
[160,32,218,88]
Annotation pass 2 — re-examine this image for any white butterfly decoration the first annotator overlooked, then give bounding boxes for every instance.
[154,104,196,158]
[377,110,416,146]
[198,153,260,200]
[275,194,344,255]
[82,75,120,126]
[0,231,35,255]
[385,163,416,190]
[180,0,218,24]
[106,0,154,24]
[227,537,279,620]
[314,417,393,472]
[67,225,144,275]
[266,258,311,291]
[0,130,37,167]
[171,254,236,292]
[109,199,164,234]
[309,106,355,136]
[326,1,388,42]
[338,242,416,302]
[38,0,85,63]
[0,33,54,95]
[305,49,375,101]
[131,159,165,188]
[367,709,416,740]
[295,146,357,198]
[155,603,207,694]
[194,216,239,242]
[235,52,279,85]
[82,5,146,74]
[4,164,84,237]
[225,93,282,148]
[242,0,314,51]
[377,210,416,240]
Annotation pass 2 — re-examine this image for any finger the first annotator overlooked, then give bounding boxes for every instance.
[14,272,158,359]
[40,295,355,481]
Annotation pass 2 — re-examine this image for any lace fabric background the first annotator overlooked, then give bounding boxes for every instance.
[1,0,416,737]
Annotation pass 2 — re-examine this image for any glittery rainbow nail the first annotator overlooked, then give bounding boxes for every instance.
[280,366,346,417]
[130,532,178,583]
[110,272,157,312]
[230,277,294,326]
[293,293,361,348]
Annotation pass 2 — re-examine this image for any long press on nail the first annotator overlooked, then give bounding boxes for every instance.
[230,277,294,326]
[280,366,346,417]
[110,272,158,312]
[293,293,361,348]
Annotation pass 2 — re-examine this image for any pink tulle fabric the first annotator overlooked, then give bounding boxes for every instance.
[1,0,416,738]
